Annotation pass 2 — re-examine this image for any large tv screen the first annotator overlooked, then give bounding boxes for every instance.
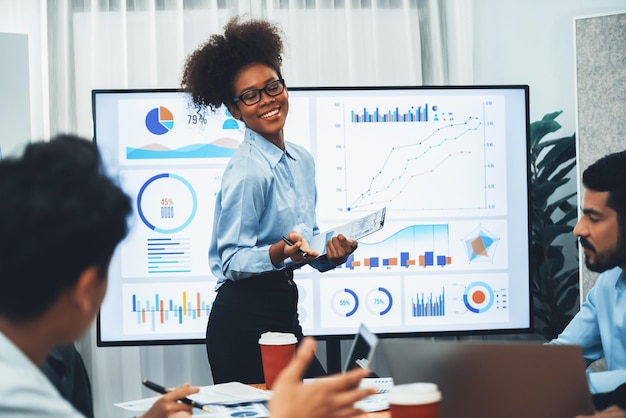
[93,85,531,346]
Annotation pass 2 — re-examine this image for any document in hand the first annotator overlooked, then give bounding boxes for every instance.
[187,382,271,405]
[289,207,386,272]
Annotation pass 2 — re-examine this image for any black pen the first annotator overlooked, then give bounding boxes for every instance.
[142,379,211,413]
[281,235,307,257]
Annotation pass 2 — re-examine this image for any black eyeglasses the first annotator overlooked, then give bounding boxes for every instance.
[233,79,286,106]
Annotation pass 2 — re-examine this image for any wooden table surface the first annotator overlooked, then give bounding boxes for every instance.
[250,384,390,417]
[356,412,390,418]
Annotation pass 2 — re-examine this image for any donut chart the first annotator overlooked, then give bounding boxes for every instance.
[463,281,495,313]
[332,288,359,317]
[137,173,197,234]
[366,287,393,316]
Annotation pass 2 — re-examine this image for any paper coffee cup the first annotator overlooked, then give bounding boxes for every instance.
[258,332,297,389]
[388,382,442,418]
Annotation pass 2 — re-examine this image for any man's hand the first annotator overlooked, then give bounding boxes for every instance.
[576,406,626,418]
[140,384,199,418]
[269,337,376,418]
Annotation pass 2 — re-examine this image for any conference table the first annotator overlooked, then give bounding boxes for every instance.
[357,411,389,418]
[250,384,390,418]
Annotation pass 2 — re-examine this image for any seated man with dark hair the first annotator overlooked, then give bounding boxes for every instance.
[0,134,375,418]
[0,135,199,418]
[550,150,626,418]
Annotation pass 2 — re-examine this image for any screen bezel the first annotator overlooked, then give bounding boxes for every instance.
[93,85,533,347]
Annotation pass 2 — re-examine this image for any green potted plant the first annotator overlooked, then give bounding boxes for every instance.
[529,110,579,340]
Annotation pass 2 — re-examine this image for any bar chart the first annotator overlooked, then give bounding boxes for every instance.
[339,224,451,270]
[411,288,445,317]
[350,104,429,123]
[404,274,509,326]
[122,281,215,334]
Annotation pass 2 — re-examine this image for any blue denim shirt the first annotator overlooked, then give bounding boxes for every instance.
[209,129,318,288]
[549,266,626,393]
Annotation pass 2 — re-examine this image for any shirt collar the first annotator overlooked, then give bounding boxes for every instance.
[245,129,296,167]
[0,329,37,369]
[617,267,626,291]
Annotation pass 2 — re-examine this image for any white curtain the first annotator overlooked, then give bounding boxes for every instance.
[47,0,474,140]
[42,1,473,417]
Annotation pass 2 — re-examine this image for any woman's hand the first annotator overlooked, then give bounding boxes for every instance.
[326,234,358,266]
[282,232,319,263]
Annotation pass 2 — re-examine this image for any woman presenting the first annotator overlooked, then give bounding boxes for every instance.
[181,16,358,384]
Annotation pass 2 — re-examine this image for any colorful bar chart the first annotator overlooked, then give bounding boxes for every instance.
[340,224,451,270]
[412,288,445,317]
[132,291,211,329]
[343,252,451,269]
[351,105,428,123]
[122,282,215,334]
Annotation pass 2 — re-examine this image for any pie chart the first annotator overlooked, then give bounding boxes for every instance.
[145,106,174,135]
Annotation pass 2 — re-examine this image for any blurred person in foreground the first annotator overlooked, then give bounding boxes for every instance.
[0,135,375,418]
[40,343,94,418]
[270,337,376,418]
[0,135,198,418]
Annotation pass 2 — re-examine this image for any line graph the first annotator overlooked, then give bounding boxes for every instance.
[349,115,481,209]
[316,95,507,217]
[346,115,486,211]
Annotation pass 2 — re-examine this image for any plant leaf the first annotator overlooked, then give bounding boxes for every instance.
[529,111,579,341]
[529,111,563,151]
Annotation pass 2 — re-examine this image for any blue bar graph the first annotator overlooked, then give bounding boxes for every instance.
[351,104,429,123]
[412,288,445,317]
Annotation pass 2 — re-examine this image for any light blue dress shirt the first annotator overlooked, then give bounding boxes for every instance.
[209,129,319,288]
[0,331,85,417]
[549,266,626,393]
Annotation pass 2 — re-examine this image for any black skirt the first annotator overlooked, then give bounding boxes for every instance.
[206,269,326,384]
